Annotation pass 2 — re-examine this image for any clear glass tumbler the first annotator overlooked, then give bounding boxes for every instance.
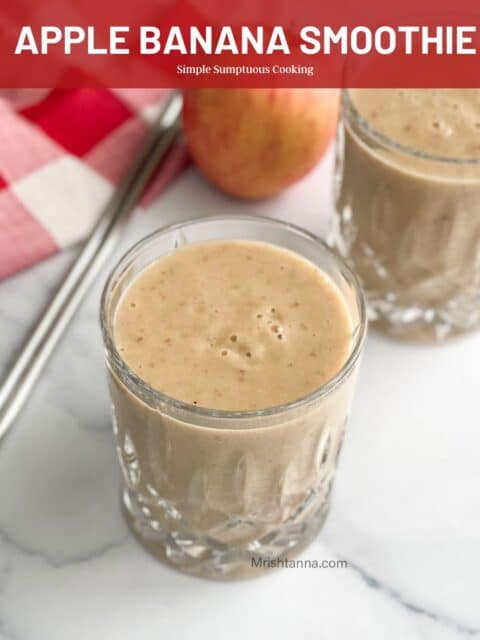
[330,90,480,342]
[100,215,366,578]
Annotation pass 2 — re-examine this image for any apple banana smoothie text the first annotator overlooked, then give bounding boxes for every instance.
[14,24,478,57]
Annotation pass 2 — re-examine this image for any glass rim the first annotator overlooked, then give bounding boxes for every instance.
[342,89,480,167]
[100,214,367,426]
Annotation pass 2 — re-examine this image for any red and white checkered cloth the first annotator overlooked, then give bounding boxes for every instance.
[0,88,188,281]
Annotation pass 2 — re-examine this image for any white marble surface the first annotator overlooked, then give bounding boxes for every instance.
[0,152,479,640]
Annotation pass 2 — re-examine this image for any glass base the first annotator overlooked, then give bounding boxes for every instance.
[327,221,480,343]
[367,291,480,343]
[122,486,330,579]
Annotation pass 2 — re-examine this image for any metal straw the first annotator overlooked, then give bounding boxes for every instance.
[0,91,183,441]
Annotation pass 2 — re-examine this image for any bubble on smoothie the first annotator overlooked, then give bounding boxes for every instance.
[431,119,452,136]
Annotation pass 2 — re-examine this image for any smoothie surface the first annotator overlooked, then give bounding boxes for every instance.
[114,240,352,410]
[351,89,480,159]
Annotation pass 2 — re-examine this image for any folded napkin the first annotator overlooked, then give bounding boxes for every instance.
[0,88,188,281]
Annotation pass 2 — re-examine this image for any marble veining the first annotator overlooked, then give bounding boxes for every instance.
[0,153,479,638]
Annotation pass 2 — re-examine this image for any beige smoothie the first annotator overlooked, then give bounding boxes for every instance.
[333,89,480,341]
[114,240,352,410]
[104,236,363,577]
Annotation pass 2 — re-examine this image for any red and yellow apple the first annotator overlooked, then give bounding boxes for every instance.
[182,88,339,199]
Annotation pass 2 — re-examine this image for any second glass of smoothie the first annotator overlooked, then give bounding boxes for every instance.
[101,216,366,578]
[331,89,480,342]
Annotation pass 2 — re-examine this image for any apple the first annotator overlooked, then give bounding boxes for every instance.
[182,88,339,199]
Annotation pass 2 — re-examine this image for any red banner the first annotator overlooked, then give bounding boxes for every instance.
[1,0,480,87]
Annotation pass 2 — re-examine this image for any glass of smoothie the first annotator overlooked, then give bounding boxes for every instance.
[100,215,366,578]
[331,89,480,342]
